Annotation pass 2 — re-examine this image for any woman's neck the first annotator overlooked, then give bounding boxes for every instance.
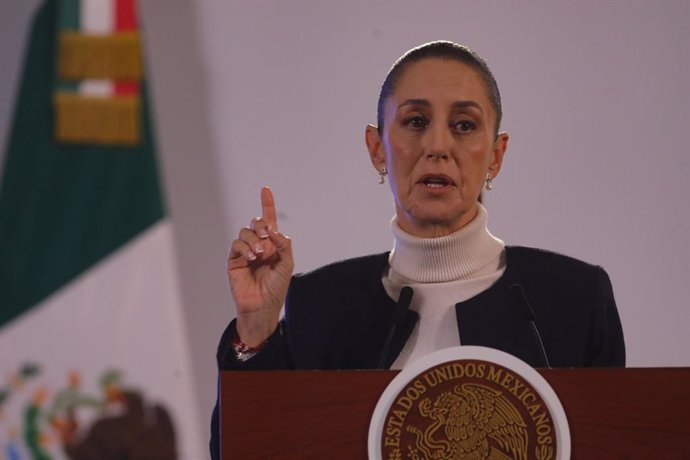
[388,203,505,283]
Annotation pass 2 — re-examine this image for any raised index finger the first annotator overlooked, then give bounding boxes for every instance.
[261,186,278,230]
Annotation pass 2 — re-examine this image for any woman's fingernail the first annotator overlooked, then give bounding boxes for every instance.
[254,243,264,253]
[258,229,269,239]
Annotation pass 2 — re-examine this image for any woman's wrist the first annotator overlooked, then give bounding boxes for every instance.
[235,312,280,347]
[231,328,267,362]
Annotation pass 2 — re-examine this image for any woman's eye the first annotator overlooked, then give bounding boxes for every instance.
[404,116,428,129]
[453,120,476,133]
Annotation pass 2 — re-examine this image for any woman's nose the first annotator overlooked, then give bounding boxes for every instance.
[424,124,452,160]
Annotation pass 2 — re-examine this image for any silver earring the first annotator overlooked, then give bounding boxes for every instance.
[484,173,493,191]
[378,167,388,185]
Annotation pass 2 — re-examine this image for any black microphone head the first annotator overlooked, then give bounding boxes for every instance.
[399,286,414,306]
[510,283,536,320]
[378,286,415,369]
[391,286,414,324]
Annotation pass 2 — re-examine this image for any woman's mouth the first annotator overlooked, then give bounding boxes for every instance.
[418,174,455,189]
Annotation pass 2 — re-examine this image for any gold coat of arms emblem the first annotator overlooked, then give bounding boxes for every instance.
[370,347,569,460]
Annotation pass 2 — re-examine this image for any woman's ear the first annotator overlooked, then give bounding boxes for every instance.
[489,132,509,178]
[365,124,386,170]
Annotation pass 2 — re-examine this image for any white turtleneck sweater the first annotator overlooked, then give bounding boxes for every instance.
[383,204,506,369]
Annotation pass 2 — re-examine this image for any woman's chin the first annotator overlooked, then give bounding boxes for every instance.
[399,202,478,236]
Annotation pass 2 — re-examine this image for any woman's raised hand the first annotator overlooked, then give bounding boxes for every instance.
[227,187,294,346]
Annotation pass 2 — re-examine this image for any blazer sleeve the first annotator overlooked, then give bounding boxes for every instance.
[210,319,293,459]
[216,319,292,371]
[586,267,626,367]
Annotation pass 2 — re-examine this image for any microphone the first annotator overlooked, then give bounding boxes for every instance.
[510,284,551,369]
[378,286,414,369]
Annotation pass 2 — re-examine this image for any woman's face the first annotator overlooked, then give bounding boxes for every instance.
[366,58,508,237]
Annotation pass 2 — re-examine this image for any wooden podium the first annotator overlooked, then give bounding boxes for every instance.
[220,368,690,459]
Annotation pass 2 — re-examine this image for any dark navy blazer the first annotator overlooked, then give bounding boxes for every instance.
[210,246,625,458]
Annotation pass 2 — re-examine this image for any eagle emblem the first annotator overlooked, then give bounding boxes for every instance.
[407,383,529,460]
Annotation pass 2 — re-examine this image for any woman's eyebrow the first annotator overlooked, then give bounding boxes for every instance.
[398,98,430,109]
[397,99,483,113]
[451,100,483,113]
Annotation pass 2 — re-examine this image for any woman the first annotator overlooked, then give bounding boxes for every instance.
[210,40,624,455]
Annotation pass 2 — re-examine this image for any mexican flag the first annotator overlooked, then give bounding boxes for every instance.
[0,1,205,458]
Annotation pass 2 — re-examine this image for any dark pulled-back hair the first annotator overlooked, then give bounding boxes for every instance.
[376,41,503,137]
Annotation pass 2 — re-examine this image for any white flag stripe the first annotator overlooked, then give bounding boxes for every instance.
[81,0,114,34]
[78,79,114,97]
[0,221,206,459]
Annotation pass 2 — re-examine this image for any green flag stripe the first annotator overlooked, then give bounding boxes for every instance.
[56,80,79,92]
[57,0,79,31]
[0,0,165,329]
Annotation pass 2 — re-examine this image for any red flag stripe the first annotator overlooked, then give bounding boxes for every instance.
[115,0,137,31]
[114,0,139,96]
[114,81,140,96]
